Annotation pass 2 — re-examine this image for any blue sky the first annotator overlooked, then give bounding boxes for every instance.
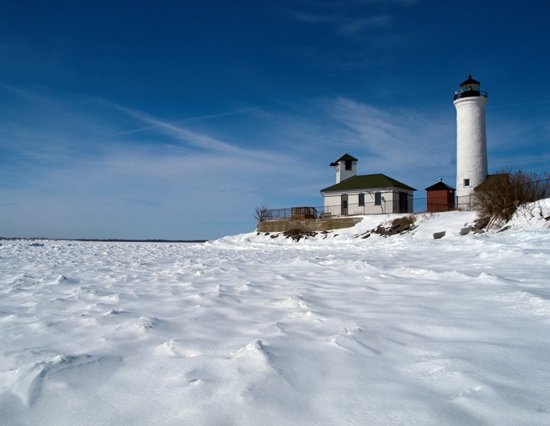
[1,0,548,240]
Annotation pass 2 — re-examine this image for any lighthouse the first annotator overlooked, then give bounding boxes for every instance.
[453,75,488,209]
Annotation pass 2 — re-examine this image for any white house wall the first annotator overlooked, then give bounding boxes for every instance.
[323,189,413,216]
[324,194,342,216]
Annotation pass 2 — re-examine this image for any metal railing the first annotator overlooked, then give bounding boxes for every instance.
[259,206,326,221]
[258,197,476,222]
[259,201,418,221]
[453,90,488,100]
[258,177,549,221]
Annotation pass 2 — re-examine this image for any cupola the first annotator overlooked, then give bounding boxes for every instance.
[330,153,358,183]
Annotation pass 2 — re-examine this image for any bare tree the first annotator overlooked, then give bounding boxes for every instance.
[254,205,271,222]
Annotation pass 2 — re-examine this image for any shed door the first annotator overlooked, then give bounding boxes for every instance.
[399,192,408,213]
[341,194,348,216]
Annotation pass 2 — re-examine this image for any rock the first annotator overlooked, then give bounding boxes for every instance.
[373,216,416,237]
[284,229,317,242]
[473,216,491,230]
[433,231,446,239]
[459,227,472,236]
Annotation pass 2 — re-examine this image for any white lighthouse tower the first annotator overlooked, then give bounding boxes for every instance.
[453,75,488,209]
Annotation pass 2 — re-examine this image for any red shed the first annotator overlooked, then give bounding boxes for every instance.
[425,180,455,212]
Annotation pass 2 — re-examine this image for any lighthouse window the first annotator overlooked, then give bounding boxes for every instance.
[464,179,470,187]
[344,160,352,170]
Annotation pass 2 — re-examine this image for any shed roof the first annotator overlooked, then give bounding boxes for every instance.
[425,181,455,191]
[321,173,416,193]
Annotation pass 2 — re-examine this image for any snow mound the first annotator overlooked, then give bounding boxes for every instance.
[216,210,480,245]
[218,199,549,246]
[506,198,550,229]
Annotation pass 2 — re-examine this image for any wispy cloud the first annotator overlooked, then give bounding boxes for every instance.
[0,86,287,167]
[88,106,257,143]
[289,0,417,35]
[327,98,454,177]
[0,88,330,238]
[284,0,416,72]
[354,0,418,4]
[95,101,301,171]
[109,104,255,157]
[291,12,392,34]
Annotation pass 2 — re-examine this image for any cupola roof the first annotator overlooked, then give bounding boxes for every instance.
[330,153,358,167]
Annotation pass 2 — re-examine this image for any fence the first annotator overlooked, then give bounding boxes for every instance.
[455,194,478,211]
[259,197,452,221]
[258,206,326,221]
[258,177,550,221]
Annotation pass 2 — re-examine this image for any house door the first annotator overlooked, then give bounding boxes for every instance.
[399,192,408,213]
[341,194,348,216]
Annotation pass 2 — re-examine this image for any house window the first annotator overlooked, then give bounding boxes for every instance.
[374,192,382,206]
[344,160,352,170]
[358,193,365,206]
[464,178,470,187]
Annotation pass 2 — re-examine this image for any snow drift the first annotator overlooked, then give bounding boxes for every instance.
[0,201,549,425]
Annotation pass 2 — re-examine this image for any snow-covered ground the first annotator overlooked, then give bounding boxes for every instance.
[1,202,549,425]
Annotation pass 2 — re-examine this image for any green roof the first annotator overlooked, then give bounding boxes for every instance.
[321,173,416,193]
[334,153,358,162]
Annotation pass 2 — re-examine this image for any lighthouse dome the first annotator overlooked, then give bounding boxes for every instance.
[454,74,487,100]
[460,74,480,88]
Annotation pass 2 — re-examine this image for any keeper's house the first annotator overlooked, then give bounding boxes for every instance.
[321,154,416,216]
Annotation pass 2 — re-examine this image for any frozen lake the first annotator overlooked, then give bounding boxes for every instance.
[1,208,550,425]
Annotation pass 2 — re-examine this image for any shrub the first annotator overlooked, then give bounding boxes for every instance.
[474,170,549,226]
